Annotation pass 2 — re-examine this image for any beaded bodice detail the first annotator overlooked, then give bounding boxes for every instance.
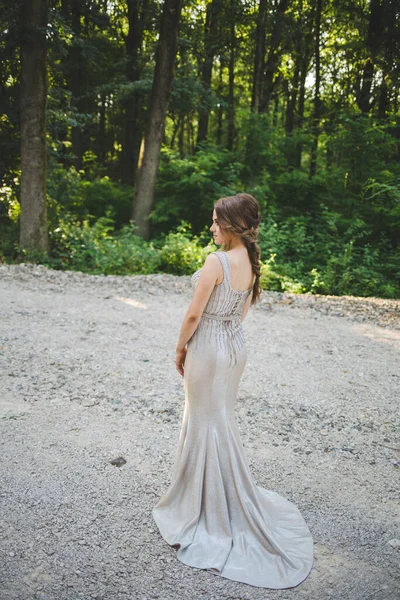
[191,251,252,319]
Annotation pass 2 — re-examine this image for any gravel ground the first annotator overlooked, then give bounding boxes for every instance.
[0,263,399,600]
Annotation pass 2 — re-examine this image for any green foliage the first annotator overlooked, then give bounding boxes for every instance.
[362,177,400,244]
[47,215,160,275]
[47,163,133,228]
[1,0,400,300]
[257,208,400,298]
[326,115,399,195]
[0,220,19,263]
[0,180,20,261]
[8,216,214,277]
[239,113,288,182]
[2,204,399,298]
[155,221,216,275]
[152,146,241,235]
[260,255,307,294]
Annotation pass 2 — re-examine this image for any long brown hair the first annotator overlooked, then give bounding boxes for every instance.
[214,193,262,305]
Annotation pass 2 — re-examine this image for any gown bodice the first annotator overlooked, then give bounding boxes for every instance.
[191,251,253,319]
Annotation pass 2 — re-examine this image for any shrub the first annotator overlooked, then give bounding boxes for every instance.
[155,222,216,275]
[152,146,241,236]
[47,163,133,228]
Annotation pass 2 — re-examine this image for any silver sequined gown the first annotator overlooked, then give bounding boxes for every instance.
[152,250,314,589]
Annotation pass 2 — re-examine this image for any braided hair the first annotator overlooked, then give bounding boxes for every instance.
[214,193,262,305]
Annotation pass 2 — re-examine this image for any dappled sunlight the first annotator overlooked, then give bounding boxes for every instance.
[115,296,148,310]
[351,323,400,346]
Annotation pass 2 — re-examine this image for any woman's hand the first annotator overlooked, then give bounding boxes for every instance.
[175,347,187,377]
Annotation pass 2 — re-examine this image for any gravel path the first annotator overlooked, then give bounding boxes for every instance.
[1,264,399,600]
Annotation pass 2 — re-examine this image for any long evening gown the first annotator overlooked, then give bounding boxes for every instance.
[152,250,314,589]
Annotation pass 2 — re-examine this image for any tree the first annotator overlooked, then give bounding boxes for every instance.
[65,0,84,170]
[121,0,149,185]
[309,0,322,178]
[356,0,384,114]
[196,0,222,146]
[259,0,290,113]
[19,0,49,252]
[251,0,266,113]
[132,0,183,239]
[227,0,236,151]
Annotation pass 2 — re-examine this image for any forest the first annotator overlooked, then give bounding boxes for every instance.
[1,0,399,298]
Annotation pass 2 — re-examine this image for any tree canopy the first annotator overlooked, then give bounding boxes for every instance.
[1,0,399,298]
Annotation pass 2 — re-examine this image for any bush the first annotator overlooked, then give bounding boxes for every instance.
[152,146,241,236]
[46,214,160,275]
[31,216,215,277]
[155,222,216,275]
[258,208,400,298]
[47,163,133,228]
[260,254,306,294]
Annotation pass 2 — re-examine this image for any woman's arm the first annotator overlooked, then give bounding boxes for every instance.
[176,253,221,352]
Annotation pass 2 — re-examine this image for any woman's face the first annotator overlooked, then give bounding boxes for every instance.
[210,209,224,245]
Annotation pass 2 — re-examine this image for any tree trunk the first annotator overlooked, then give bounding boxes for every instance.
[170,115,180,149]
[357,0,384,114]
[121,0,148,185]
[98,93,107,165]
[227,0,235,151]
[69,0,84,170]
[19,0,49,252]
[178,116,185,158]
[285,63,299,137]
[295,23,314,169]
[216,57,224,146]
[378,78,388,119]
[188,114,195,154]
[251,0,266,113]
[309,0,322,178]
[259,0,289,113]
[132,0,182,239]
[196,0,222,146]
[294,66,306,168]
[272,93,279,127]
[378,0,396,119]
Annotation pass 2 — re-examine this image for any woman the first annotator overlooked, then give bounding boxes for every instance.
[152,194,314,589]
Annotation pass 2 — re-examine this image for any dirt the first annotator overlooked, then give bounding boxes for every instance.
[0,263,399,600]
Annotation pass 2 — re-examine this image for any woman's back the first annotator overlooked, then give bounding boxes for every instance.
[224,248,255,292]
[191,251,253,321]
